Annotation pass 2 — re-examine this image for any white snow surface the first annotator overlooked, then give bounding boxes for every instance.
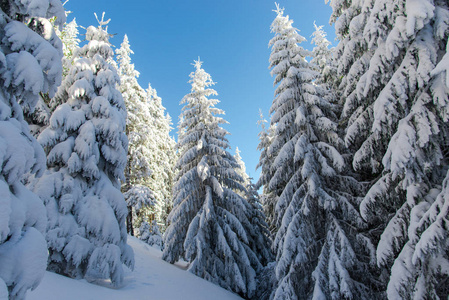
[28,236,243,300]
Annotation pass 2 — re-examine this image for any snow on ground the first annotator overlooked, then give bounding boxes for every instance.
[28,236,243,300]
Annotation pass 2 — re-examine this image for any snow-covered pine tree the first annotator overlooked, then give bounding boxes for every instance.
[123,185,155,236]
[31,13,134,286]
[0,0,65,298]
[138,220,163,249]
[26,96,52,137]
[265,5,378,299]
[246,180,273,267]
[256,110,278,234]
[328,0,449,297]
[327,0,374,163]
[163,59,260,298]
[234,147,250,188]
[234,147,273,267]
[145,84,176,229]
[354,1,449,297]
[58,17,80,80]
[116,34,155,235]
[403,34,449,298]
[115,34,175,233]
[26,14,81,138]
[310,22,335,87]
[265,3,308,213]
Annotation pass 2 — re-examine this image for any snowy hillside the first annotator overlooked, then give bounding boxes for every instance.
[28,237,243,300]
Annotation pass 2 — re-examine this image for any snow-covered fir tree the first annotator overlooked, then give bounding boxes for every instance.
[329,0,449,297]
[246,180,273,268]
[404,36,449,298]
[163,59,261,298]
[234,147,250,188]
[310,22,335,87]
[0,0,65,298]
[145,84,176,230]
[256,110,277,234]
[310,21,339,114]
[234,147,273,267]
[115,35,175,233]
[265,3,309,210]
[26,13,81,139]
[138,220,163,249]
[123,185,155,236]
[116,34,155,235]
[25,96,52,138]
[56,17,80,83]
[263,5,379,299]
[31,13,134,287]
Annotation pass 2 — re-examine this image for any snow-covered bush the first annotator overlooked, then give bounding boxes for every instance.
[138,221,163,250]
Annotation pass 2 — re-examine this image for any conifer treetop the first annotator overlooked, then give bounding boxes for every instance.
[188,57,217,94]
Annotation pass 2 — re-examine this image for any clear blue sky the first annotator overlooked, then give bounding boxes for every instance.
[66,0,335,182]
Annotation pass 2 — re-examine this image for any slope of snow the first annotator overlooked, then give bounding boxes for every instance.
[28,236,243,300]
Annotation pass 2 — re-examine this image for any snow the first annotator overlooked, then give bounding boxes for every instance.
[28,236,243,300]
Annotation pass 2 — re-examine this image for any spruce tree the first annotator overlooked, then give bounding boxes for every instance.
[0,0,65,298]
[58,18,80,80]
[234,147,250,187]
[32,14,134,286]
[256,110,277,234]
[264,5,378,299]
[163,59,259,298]
[310,22,335,87]
[234,147,273,267]
[116,34,154,235]
[26,15,81,139]
[329,0,449,297]
[145,84,176,229]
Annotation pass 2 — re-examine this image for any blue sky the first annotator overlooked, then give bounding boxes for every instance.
[66,0,336,181]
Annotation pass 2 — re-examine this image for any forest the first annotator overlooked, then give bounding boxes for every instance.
[0,0,449,299]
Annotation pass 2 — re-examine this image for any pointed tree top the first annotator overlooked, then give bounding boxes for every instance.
[192,57,203,70]
[257,109,267,128]
[94,12,111,27]
[235,147,241,156]
[312,21,325,35]
[273,2,284,16]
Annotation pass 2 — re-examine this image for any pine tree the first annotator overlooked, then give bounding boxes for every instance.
[256,110,277,234]
[0,0,65,298]
[264,5,378,299]
[330,0,449,297]
[138,220,163,249]
[31,13,134,286]
[26,96,52,137]
[310,22,335,87]
[367,1,449,297]
[145,84,176,229]
[234,147,250,189]
[246,180,273,268]
[163,59,260,298]
[234,147,273,267]
[58,18,80,80]
[116,34,154,235]
[26,14,81,139]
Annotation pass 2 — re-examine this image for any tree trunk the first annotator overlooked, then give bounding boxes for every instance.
[126,206,134,236]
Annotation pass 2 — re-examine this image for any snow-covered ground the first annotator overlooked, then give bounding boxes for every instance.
[28,237,243,300]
